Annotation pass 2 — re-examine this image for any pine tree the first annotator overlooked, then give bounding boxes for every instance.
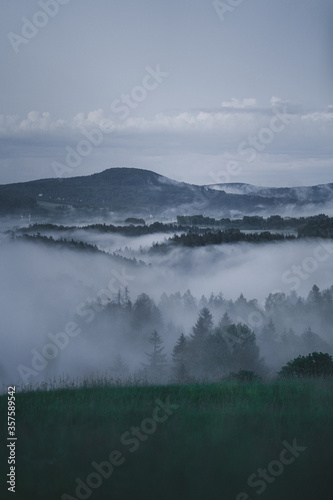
[199,295,208,308]
[218,312,233,328]
[133,293,162,330]
[191,307,213,341]
[300,327,330,355]
[116,288,122,307]
[143,330,167,381]
[307,285,321,306]
[188,308,214,379]
[123,286,132,310]
[183,289,197,311]
[172,333,188,381]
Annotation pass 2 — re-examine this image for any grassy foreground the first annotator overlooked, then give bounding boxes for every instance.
[1,379,333,500]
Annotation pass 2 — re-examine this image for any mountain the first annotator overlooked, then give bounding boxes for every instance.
[0,168,332,218]
[205,182,333,204]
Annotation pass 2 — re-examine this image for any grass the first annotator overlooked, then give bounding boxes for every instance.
[0,379,332,500]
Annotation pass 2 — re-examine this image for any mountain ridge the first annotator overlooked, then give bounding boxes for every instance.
[0,167,332,217]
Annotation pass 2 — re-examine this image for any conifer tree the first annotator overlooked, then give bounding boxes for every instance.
[143,330,167,381]
[191,307,213,341]
[172,333,189,381]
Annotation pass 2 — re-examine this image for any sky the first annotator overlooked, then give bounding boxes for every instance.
[0,0,332,187]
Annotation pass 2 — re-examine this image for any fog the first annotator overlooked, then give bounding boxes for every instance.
[1,226,333,390]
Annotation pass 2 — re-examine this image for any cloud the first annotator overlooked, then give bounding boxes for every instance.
[0,98,332,186]
[1,97,331,139]
[221,98,258,109]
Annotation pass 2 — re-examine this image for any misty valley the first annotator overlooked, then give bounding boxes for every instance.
[2,1,332,496]
[1,213,333,389]
[1,173,333,500]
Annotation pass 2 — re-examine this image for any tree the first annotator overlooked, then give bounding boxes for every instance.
[235,293,247,308]
[123,286,132,310]
[191,307,213,341]
[307,284,322,306]
[202,322,265,379]
[172,333,189,382]
[265,292,286,312]
[300,328,330,355]
[280,327,300,362]
[222,323,264,374]
[132,293,162,330]
[183,289,197,311]
[218,312,232,328]
[278,352,333,378]
[260,319,278,358]
[199,295,208,308]
[143,330,167,381]
[208,292,224,309]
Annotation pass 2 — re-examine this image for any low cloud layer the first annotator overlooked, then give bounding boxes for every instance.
[0,98,332,186]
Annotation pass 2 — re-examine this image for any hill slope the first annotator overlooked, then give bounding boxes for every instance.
[206,182,333,204]
[0,168,332,217]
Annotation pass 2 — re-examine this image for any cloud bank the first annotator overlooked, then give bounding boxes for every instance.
[0,98,332,186]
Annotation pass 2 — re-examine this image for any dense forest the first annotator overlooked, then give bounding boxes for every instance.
[71,283,333,384]
[11,213,333,236]
[151,228,293,251]
[9,215,333,255]
[177,213,332,232]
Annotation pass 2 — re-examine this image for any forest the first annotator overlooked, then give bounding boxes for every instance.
[57,283,333,385]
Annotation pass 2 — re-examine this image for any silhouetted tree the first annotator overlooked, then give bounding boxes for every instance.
[218,312,233,328]
[132,293,162,330]
[307,285,321,306]
[191,307,213,341]
[143,330,167,381]
[172,333,189,382]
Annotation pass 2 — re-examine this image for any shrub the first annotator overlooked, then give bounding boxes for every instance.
[278,352,333,378]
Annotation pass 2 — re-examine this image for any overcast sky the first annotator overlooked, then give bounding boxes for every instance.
[0,0,332,186]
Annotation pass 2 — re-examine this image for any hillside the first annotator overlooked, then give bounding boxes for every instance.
[206,182,333,203]
[0,168,332,217]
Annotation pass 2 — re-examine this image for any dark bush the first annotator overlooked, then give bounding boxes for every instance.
[278,352,333,378]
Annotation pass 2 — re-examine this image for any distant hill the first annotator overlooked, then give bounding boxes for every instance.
[205,182,333,204]
[0,168,332,217]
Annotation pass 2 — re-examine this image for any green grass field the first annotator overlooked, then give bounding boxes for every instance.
[1,379,332,500]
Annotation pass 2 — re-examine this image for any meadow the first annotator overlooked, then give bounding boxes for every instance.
[1,378,332,500]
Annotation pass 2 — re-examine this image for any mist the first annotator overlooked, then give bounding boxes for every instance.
[1,222,333,390]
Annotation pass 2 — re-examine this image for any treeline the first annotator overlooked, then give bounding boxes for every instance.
[298,216,333,238]
[83,284,333,382]
[14,213,333,237]
[13,215,333,247]
[13,234,145,267]
[151,228,294,250]
[14,222,192,237]
[177,213,332,232]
